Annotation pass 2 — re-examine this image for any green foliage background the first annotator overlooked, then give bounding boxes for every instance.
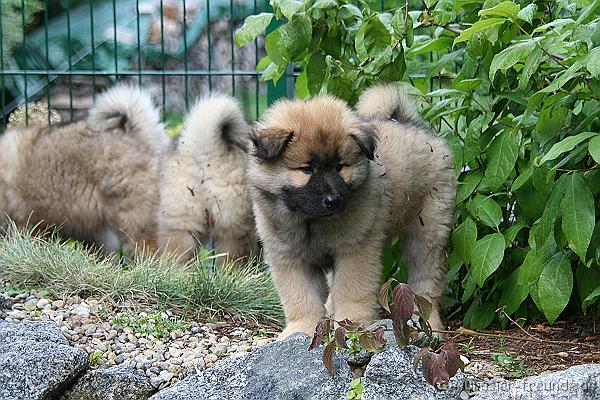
[237,0,600,328]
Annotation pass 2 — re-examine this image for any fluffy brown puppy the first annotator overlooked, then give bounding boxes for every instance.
[247,84,456,338]
[157,95,255,263]
[0,85,167,254]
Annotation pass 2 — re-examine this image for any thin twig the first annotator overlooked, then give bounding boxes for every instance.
[497,307,538,340]
[435,327,596,348]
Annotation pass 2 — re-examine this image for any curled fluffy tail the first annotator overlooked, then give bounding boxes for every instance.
[179,94,249,153]
[87,84,168,154]
[356,84,422,125]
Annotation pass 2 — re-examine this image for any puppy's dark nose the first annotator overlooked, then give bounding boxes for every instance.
[323,194,341,211]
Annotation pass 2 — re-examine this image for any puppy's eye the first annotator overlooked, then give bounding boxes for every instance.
[299,166,314,175]
[335,164,345,172]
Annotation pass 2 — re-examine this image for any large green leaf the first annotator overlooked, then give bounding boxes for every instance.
[280,0,304,19]
[454,18,506,44]
[498,269,529,315]
[277,13,312,62]
[452,217,478,263]
[456,170,483,204]
[561,174,595,262]
[355,16,391,62]
[583,286,600,311]
[235,13,273,48]
[478,1,520,19]
[464,297,497,329]
[484,130,520,190]
[585,47,600,78]
[538,253,573,323]
[539,132,598,164]
[468,195,503,228]
[489,40,537,80]
[576,265,600,311]
[518,46,546,90]
[589,135,600,164]
[516,3,537,24]
[471,233,506,287]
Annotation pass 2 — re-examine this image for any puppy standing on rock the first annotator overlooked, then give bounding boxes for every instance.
[0,85,168,254]
[158,95,255,263]
[247,84,456,338]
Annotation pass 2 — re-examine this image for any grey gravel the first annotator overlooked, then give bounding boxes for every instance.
[0,289,275,390]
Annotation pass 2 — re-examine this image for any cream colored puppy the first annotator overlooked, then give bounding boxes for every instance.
[0,85,168,254]
[247,84,456,338]
[158,95,255,262]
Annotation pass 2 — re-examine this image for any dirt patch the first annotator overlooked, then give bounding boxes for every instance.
[447,317,599,378]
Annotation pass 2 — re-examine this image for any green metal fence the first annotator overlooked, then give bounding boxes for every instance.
[0,0,295,127]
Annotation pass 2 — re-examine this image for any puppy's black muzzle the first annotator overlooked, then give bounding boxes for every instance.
[323,194,342,211]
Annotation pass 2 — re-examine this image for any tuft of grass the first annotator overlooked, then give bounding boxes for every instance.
[112,312,190,338]
[0,225,283,325]
[492,338,528,378]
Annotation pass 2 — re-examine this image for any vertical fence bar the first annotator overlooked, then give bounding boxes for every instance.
[0,1,5,124]
[254,0,259,119]
[90,0,96,100]
[21,0,29,125]
[160,0,166,120]
[136,0,142,87]
[113,0,119,81]
[206,0,212,91]
[44,0,51,124]
[183,0,189,111]
[230,0,236,96]
[66,0,74,120]
[266,3,285,104]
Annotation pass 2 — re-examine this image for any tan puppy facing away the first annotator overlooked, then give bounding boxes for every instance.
[0,85,167,254]
[247,84,456,338]
[158,95,255,262]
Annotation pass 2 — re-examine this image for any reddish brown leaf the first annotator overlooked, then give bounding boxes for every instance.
[413,347,432,371]
[439,342,463,377]
[335,327,348,349]
[322,342,335,375]
[414,294,432,322]
[337,319,359,329]
[392,283,416,323]
[309,318,330,351]
[379,278,396,314]
[392,321,409,348]
[421,352,450,389]
[372,326,388,348]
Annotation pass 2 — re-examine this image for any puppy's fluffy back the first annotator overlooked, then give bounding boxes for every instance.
[356,84,421,125]
[178,95,249,154]
[87,84,168,154]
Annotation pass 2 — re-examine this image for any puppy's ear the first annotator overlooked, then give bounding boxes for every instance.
[250,126,294,161]
[350,123,378,160]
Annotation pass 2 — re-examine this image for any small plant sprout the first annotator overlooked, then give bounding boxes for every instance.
[310,279,464,390]
[346,378,364,399]
[492,338,528,378]
[309,318,387,375]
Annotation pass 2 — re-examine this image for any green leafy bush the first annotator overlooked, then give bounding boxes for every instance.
[237,0,600,329]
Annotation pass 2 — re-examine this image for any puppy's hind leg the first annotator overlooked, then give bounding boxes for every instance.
[400,197,454,331]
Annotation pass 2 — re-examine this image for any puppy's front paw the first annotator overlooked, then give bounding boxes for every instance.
[278,320,320,340]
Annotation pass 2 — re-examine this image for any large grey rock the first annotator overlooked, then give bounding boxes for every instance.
[0,319,68,344]
[362,346,464,400]
[471,364,600,400]
[66,365,155,400]
[149,333,351,400]
[0,319,89,400]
